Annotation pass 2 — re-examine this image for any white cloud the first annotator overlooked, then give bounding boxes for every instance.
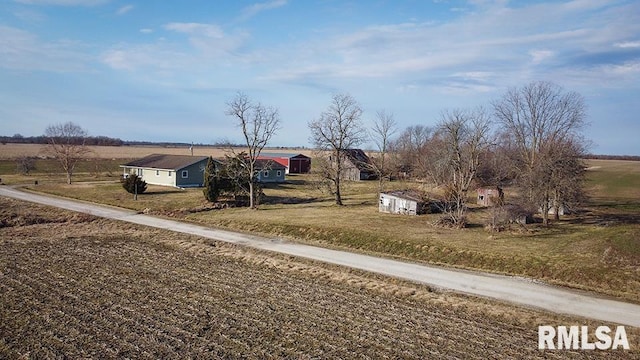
[615,41,640,49]
[165,22,224,38]
[0,25,90,72]
[239,0,287,21]
[140,28,153,34]
[529,50,554,64]
[117,4,133,15]
[14,0,108,5]
[101,43,190,72]
[604,61,640,76]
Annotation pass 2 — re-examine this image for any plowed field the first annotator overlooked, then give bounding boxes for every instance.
[1,198,636,359]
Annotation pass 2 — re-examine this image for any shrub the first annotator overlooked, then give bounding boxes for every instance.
[121,174,147,194]
[203,157,221,202]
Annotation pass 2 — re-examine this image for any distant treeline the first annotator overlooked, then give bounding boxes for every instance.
[0,135,308,150]
[1,135,124,146]
[584,154,640,161]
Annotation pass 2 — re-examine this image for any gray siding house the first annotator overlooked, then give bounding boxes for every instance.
[121,154,210,188]
[255,159,286,183]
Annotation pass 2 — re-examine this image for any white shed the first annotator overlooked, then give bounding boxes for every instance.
[379,190,426,215]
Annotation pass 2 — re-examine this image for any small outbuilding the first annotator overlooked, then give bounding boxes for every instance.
[379,190,427,215]
[477,187,504,206]
[342,149,377,181]
[258,152,311,174]
[121,154,211,188]
[254,159,287,183]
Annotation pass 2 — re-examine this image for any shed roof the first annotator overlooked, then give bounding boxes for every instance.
[381,190,425,202]
[259,152,310,159]
[122,154,209,171]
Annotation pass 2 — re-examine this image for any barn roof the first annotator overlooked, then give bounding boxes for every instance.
[342,148,373,170]
[122,154,209,171]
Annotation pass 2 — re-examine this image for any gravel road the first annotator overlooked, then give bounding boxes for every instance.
[2,186,639,327]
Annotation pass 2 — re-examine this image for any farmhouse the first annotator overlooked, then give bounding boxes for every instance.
[341,149,377,181]
[254,159,286,183]
[121,154,211,188]
[379,190,427,215]
[257,152,311,174]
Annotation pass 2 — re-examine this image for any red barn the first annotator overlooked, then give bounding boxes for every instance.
[257,152,311,174]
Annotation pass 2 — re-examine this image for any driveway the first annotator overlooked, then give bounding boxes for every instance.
[2,186,639,327]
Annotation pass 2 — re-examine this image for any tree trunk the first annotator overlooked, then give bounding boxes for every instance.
[66,172,72,185]
[553,189,561,221]
[335,177,343,205]
[248,181,255,209]
[541,191,550,226]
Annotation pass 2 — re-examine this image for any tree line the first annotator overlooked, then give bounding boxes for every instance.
[1,134,125,146]
[299,81,590,228]
[208,81,590,229]
[36,81,593,230]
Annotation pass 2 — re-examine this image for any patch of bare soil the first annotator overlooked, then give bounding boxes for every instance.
[1,197,638,358]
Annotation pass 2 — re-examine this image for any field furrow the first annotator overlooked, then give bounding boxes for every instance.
[1,197,637,359]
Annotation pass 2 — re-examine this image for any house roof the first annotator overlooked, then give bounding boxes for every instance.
[122,154,209,171]
[254,159,286,170]
[259,152,310,159]
[342,148,373,171]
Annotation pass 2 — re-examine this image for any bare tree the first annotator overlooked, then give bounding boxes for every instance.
[429,108,492,228]
[370,110,397,193]
[308,93,366,205]
[493,81,587,225]
[43,122,92,184]
[225,92,280,209]
[389,125,433,179]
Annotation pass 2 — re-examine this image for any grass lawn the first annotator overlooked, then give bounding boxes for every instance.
[5,158,640,303]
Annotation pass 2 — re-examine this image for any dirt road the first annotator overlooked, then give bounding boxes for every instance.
[2,186,639,327]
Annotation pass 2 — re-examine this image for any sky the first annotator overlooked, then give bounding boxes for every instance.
[0,0,639,155]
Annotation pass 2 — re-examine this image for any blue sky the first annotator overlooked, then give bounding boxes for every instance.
[1,0,639,155]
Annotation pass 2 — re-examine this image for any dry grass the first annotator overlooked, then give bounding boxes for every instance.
[2,197,637,358]
[8,159,640,303]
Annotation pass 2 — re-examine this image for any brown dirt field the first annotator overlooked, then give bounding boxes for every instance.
[0,143,314,160]
[1,197,638,358]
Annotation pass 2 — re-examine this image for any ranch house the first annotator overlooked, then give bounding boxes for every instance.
[121,154,211,188]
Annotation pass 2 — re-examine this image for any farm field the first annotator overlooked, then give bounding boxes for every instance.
[0,143,312,160]
[5,152,638,304]
[1,197,637,358]
[1,145,639,301]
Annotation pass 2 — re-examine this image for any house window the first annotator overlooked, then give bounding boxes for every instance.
[277,170,282,177]
[137,169,143,176]
[182,170,188,178]
[168,171,172,177]
[263,170,269,177]
[156,170,160,176]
